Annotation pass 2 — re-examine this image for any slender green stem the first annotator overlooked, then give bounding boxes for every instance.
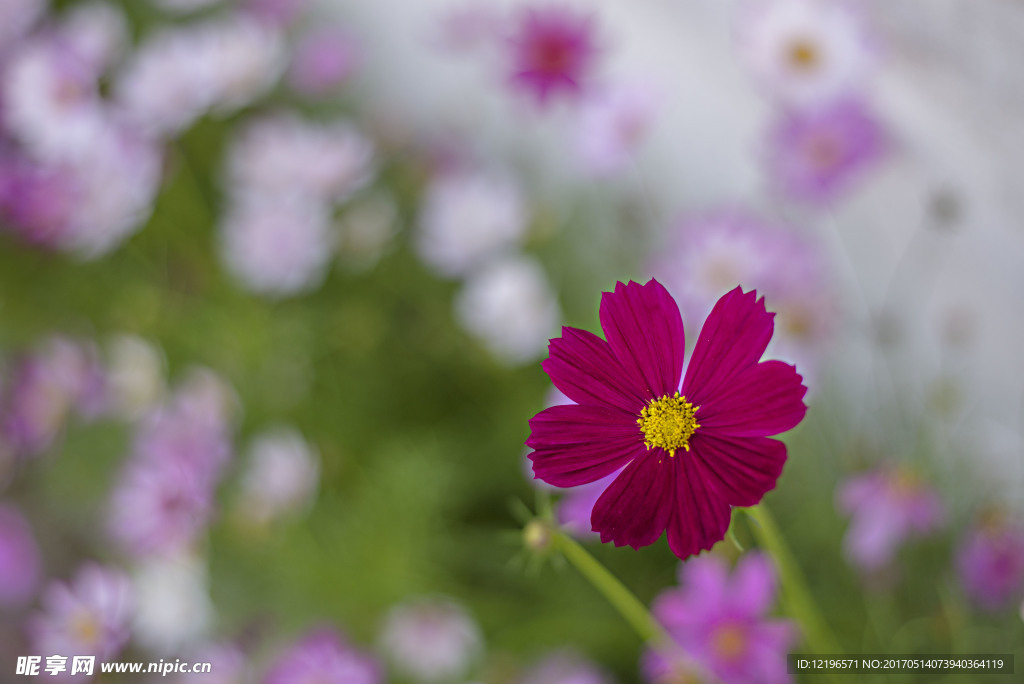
[550,527,670,646]
[745,504,841,655]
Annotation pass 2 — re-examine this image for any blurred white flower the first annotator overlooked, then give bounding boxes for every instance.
[105,335,166,421]
[576,82,659,176]
[237,426,319,525]
[60,2,128,75]
[115,17,284,137]
[736,0,874,105]
[2,36,107,163]
[227,113,375,204]
[132,550,213,655]
[219,194,336,297]
[454,255,559,365]
[380,597,483,683]
[415,169,528,278]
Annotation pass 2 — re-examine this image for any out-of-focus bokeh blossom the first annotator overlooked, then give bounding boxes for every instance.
[131,550,213,654]
[956,513,1024,612]
[454,254,560,365]
[288,28,360,96]
[264,627,381,684]
[379,597,483,682]
[0,504,42,609]
[236,427,319,526]
[575,81,658,176]
[736,0,874,105]
[521,650,613,684]
[415,167,529,278]
[506,5,600,106]
[836,466,945,573]
[103,335,165,422]
[649,212,835,378]
[28,563,134,665]
[646,553,796,684]
[767,98,886,205]
[219,194,336,297]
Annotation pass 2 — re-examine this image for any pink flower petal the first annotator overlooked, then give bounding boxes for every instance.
[528,404,642,487]
[690,433,787,507]
[542,326,648,412]
[599,280,685,400]
[592,451,675,548]
[695,360,807,438]
[730,552,777,617]
[666,455,732,559]
[682,288,774,407]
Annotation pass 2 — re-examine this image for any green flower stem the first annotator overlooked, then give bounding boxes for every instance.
[744,504,842,655]
[550,527,671,647]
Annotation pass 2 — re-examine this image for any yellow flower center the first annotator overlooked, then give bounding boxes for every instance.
[637,392,700,457]
[787,38,820,70]
[711,623,747,661]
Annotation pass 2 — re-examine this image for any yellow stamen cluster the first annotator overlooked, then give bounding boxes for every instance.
[637,392,700,457]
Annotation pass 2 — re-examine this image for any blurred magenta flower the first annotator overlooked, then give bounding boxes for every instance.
[736,0,874,106]
[288,28,359,96]
[527,280,807,559]
[415,167,528,278]
[836,467,945,572]
[264,627,381,684]
[0,153,79,248]
[956,514,1024,611]
[379,597,483,683]
[649,211,835,381]
[0,504,42,608]
[29,563,134,664]
[768,99,886,205]
[645,552,796,684]
[507,5,600,106]
[575,81,659,176]
[522,650,612,684]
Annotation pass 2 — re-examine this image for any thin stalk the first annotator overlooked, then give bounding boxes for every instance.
[550,527,670,646]
[745,504,841,655]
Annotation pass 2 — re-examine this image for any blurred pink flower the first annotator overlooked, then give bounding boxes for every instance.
[836,467,945,572]
[646,553,796,684]
[507,6,600,106]
[768,99,886,205]
[288,29,359,96]
[956,514,1024,611]
[522,650,612,684]
[243,0,309,28]
[0,337,107,458]
[736,0,874,106]
[576,82,658,175]
[29,563,134,666]
[556,470,619,538]
[0,152,79,247]
[237,426,320,525]
[0,0,43,51]
[108,370,234,558]
[264,628,381,684]
[379,597,482,682]
[0,504,42,608]
[649,211,835,380]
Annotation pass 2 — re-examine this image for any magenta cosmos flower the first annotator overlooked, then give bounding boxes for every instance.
[507,5,599,105]
[527,280,807,559]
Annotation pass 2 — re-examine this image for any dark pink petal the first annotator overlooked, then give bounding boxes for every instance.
[528,405,643,487]
[599,280,685,400]
[542,326,648,412]
[694,360,807,438]
[666,455,732,559]
[682,287,774,407]
[689,433,787,507]
[592,451,675,548]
